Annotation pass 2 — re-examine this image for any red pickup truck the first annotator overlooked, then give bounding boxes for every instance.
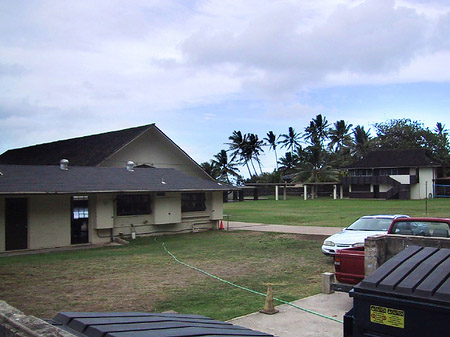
[334,217,450,284]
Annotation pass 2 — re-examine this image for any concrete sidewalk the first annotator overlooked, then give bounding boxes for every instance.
[229,292,352,337]
[228,221,343,239]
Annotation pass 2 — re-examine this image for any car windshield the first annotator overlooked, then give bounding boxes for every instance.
[347,218,393,231]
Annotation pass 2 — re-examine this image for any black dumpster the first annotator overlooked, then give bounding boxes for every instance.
[49,311,274,337]
[345,245,450,337]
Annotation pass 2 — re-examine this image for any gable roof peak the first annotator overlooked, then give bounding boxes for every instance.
[0,124,157,166]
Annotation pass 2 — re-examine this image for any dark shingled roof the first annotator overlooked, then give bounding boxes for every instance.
[346,149,440,169]
[0,124,154,166]
[0,165,232,194]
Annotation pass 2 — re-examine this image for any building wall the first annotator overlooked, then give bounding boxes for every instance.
[410,167,435,199]
[28,195,71,249]
[1,191,223,252]
[0,197,4,251]
[100,127,211,180]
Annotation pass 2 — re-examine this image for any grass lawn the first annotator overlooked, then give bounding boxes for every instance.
[224,197,450,227]
[0,231,332,321]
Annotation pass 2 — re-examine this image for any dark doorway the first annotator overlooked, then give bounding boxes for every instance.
[71,196,89,244]
[5,198,28,250]
[373,185,380,198]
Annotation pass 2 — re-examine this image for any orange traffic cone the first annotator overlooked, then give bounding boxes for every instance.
[219,220,224,230]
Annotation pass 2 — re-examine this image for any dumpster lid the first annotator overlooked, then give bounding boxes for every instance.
[48,311,274,337]
[354,246,450,305]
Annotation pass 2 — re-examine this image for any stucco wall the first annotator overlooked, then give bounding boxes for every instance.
[0,197,5,251]
[100,127,211,180]
[1,191,223,252]
[28,195,71,249]
[410,167,435,199]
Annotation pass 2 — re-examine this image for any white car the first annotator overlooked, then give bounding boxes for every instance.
[321,214,409,256]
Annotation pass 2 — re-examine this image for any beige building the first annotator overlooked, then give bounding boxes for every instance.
[0,124,231,252]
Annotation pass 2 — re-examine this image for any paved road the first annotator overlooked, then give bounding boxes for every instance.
[227,221,343,238]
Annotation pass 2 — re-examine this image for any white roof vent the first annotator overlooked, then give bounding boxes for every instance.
[126,161,135,172]
[60,159,69,170]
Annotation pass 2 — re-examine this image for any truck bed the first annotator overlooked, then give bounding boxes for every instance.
[334,246,365,285]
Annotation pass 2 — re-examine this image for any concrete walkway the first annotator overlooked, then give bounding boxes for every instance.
[230,292,352,337]
[228,221,343,239]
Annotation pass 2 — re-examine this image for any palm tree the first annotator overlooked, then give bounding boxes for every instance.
[351,125,372,159]
[200,161,219,179]
[277,152,299,173]
[264,131,279,169]
[279,127,301,155]
[227,130,253,177]
[212,150,240,184]
[293,162,341,183]
[304,114,329,146]
[435,122,448,136]
[328,120,353,152]
[247,133,264,175]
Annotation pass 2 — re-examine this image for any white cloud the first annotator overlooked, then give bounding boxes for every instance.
[0,0,450,163]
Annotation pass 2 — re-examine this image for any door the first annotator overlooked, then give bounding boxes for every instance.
[5,198,28,250]
[71,196,89,244]
[373,185,380,198]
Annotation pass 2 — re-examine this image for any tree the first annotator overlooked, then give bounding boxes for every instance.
[212,150,240,184]
[277,152,299,173]
[304,114,329,147]
[293,162,341,183]
[247,133,264,175]
[279,127,301,155]
[328,120,353,168]
[373,119,434,150]
[264,131,279,169]
[351,125,372,159]
[328,120,353,152]
[200,161,219,179]
[227,130,253,177]
[303,114,330,171]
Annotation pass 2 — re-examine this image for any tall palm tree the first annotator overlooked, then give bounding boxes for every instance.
[264,131,279,170]
[212,150,240,184]
[328,120,353,152]
[304,114,329,146]
[227,130,253,177]
[351,125,372,159]
[247,133,264,175]
[279,127,301,155]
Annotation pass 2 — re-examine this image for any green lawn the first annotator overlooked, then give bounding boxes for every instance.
[0,231,332,321]
[224,197,450,226]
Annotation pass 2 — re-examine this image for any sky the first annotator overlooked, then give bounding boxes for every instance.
[1,0,450,176]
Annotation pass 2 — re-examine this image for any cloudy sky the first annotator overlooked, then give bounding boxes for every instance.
[1,0,450,174]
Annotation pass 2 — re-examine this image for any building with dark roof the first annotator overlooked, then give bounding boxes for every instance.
[0,123,212,181]
[0,125,232,252]
[342,149,441,200]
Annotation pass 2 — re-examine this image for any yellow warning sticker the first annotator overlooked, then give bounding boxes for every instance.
[370,305,404,329]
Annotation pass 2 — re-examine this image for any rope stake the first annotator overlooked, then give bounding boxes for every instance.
[162,243,344,324]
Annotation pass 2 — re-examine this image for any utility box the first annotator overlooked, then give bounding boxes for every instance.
[345,245,450,337]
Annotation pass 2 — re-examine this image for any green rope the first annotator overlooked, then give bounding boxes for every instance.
[162,242,344,324]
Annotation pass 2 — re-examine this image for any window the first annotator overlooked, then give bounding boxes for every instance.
[392,221,450,237]
[181,193,206,212]
[351,184,371,192]
[116,194,151,216]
